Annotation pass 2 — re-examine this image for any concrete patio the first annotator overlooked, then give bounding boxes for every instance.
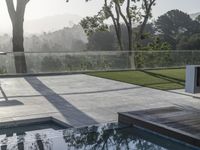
[0,74,199,127]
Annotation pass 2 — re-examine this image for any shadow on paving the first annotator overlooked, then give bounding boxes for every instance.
[24,77,98,127]
[0,100,23,107]
[0,80,182,100]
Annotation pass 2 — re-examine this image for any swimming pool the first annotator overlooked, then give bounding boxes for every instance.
[0,122,199,150]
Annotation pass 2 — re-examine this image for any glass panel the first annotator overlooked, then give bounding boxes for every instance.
[0,50,200,75]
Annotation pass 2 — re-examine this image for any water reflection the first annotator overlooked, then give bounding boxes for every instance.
[0,123,199,150]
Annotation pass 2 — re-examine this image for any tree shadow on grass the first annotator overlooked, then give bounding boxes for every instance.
[141,70,185,86]
[25,77,97,127]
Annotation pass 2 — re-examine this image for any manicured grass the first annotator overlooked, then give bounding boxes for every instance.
[88,68,185,90]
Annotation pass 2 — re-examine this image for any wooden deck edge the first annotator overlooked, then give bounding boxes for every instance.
[118,112,200,147]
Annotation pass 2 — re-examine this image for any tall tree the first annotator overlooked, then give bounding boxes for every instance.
[6,0,30,73]
[155,9,200,49]
[80,0,156,68]
[80,1,123,50]
[81,0,155,50]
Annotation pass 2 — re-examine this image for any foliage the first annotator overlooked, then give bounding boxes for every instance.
[41,56,63,72]
[63,54,129,71]
[155,9,200,49]
[177,33,200,50]
[80,16,108,36]
[80,0,156,51]
[142,37,171,50]
[38,53,129,73]
[0,66,7,74]
[85,24,130,51]
[87,31,116,51]
[135,37,172,68]
[62,123,169,149]
[24,25,87,52]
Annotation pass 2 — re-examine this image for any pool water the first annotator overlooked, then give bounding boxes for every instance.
[0,123,199,150]
[0,121,65,136]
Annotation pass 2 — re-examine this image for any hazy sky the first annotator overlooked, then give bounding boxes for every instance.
[0,0,200,33]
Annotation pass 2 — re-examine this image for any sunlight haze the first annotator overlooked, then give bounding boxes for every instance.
[0,0,200,34]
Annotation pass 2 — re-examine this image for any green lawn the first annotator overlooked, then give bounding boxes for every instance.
[88,68,185,90]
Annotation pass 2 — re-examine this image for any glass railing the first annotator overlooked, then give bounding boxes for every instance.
[0,50,200,75]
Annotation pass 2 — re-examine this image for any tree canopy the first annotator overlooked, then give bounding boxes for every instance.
[80,0,156,51]
[156,9,200,49]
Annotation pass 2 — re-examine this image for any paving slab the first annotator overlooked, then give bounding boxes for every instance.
[171,89,200,98]
[0,74,199,127]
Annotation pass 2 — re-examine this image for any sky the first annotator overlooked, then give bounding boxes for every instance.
[0,0,200,34]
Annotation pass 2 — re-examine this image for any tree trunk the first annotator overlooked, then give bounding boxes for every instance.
[12,20,27,73]
[6,0,28,74]
[128,52,136,70]
[127,26,136,69]
[116,30,123,50]
[116,0,136,69]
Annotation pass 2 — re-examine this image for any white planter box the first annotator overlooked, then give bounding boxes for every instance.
[185,65,200,93]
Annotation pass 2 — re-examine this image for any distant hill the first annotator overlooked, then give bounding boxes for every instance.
[24,25,87,52]
[0,25,87,52]
[24,13,82,34]
[190,12,200,20]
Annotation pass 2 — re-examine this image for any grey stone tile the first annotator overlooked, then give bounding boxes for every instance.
[0,74,199,127]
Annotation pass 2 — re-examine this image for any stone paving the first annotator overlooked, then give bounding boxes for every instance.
[0,74,199,127]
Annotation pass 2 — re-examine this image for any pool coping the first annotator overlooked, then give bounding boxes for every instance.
[0,117,72,129]
[118,112,200,148]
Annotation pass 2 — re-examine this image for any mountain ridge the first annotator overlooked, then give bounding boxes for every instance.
[24,13,82,34]
[0,13,82,35]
